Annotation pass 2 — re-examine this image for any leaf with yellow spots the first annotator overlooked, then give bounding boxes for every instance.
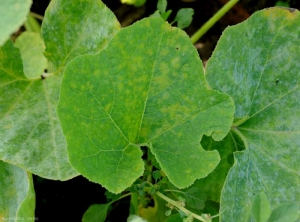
[0,161,35,221]
[58,17,235,193]
[205,8,300,221]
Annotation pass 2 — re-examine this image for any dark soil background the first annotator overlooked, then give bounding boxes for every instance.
[29,0,300,221]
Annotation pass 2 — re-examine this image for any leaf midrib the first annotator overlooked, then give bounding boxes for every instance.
[247,19,287,118]
[136,28,165,144]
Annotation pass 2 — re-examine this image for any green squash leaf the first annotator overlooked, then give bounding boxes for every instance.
[0,160,35,221]
[205,7,300,221]
[42,0,121,73]
[195,133,239,202]
[251,192,271,222]
[0,0,121,180]
[0,39,77,179]
[14,31,48,79]
[268,203,300,222]
[58,17,234,193]
[0,0,32,46]
[82,203,110,222]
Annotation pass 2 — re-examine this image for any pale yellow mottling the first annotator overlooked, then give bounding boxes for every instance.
[104,103,112,112]
[171,57,180,69]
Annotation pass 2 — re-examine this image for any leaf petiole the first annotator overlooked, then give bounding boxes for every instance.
[190,0,239,43]
[155,191,210,222]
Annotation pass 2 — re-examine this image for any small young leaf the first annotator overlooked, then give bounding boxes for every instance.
[151,187,157,196]
[178,210,187,218]
[14,31,48,79]
[275,1,290,7]
[165,209,172,216]
[251,192,271,222]
[153,170,162,183]
[82,204,110,222]
[167,186,207,210]
[151,10,162,18]
[161,10,173,21]
[267,203,300,222]
[0,0,31,45]
[178,196,186,203]
[183,187,206,210]
[157,0,168,14]
[174,8,194,29]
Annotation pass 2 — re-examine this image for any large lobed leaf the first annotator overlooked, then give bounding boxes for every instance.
[0,161,35,221]
[0,0,121,180]
[0,40,76,179]
[205,7,300,221]
[58,17,235,193]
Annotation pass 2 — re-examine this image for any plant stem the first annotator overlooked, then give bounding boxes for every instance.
[114,192,132,203]
[30,12,44,20]
[164,189,184,194]
[190,0,239,44]
[155,191,207,222]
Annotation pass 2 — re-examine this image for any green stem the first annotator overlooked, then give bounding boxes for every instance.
[164,189,184,194]
[190,0,239,44]
[113,192,132,203]
[129,192,139,215]
[155,191,207,222]
[30,12,44,20]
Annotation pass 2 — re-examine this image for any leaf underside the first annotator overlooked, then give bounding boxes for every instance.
[205,7,300,221]
[58,17,235,193]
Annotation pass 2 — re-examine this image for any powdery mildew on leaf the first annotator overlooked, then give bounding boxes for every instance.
[58,18,235,193]
[0,161,35,220]
[0,40,76,179]
[0,0,121,180]
[42,0,121,72]
[205,8,300,221]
